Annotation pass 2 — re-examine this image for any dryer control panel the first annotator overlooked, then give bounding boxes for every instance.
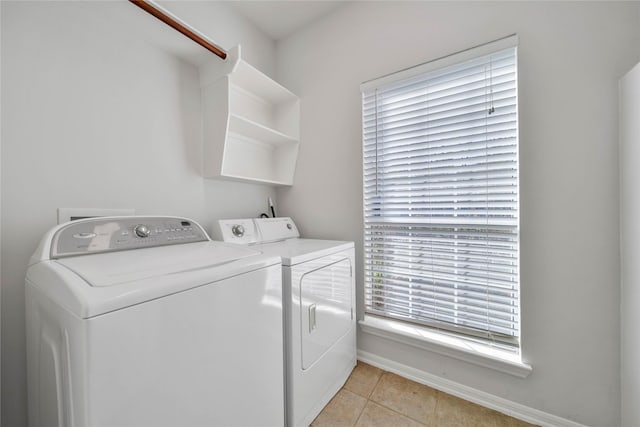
[51,216,209,258]
[254,218,299,243]
[213,218,260,244]
[214,217,299,244]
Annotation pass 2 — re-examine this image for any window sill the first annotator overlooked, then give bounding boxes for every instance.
[359,316,532,378]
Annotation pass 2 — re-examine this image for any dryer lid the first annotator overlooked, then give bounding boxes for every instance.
[56,241,260,287]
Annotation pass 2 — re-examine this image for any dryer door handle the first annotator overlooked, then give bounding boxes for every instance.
[309,304,317,333]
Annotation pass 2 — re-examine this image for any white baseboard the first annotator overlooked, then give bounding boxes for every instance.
[357,350,586,427]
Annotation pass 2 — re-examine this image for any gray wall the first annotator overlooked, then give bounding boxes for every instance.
[275,2,640,426]
[0,1,277,425]
[620,62,640,427]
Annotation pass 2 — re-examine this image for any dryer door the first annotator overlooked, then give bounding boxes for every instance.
[299,254,353,370]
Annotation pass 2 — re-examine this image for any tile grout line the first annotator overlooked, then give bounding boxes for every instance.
[368,399,430,427]
[365,372,430,427]
[350,397,366,427]
[367,371,384,399]
[429,390,441,427]
[351,370,384,426]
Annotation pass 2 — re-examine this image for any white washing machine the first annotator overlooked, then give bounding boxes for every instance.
[214,217,356,427]
[26,216,285,427]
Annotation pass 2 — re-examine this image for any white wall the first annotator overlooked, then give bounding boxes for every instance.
[0,1,277,425]
[620,61,640,427]
[275,2,640,426]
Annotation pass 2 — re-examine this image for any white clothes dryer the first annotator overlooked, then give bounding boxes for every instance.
[26,216,285,427]
[214,217,356,427]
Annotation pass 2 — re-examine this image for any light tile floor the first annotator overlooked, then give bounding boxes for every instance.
[312,362,538,427]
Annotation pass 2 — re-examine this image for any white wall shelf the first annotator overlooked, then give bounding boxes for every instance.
[229,114,298,146]
[199,45,300,186]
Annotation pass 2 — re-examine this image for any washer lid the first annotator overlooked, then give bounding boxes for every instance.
[26,241,280,318]
[56,241,259,287]
[257,238,354,266]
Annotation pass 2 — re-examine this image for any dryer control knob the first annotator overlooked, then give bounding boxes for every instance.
[134,224,151,238]
[231,224,245,237]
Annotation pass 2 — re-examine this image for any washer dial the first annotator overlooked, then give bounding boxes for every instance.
[134,224,151,238]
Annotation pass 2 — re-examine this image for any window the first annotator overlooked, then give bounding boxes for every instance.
[361,36,519,349]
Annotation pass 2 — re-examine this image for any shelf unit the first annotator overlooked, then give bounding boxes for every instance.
[199,46,300,186]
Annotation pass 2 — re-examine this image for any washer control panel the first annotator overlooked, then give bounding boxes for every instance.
[51,216,209,258]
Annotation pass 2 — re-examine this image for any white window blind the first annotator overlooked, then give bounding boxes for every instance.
[361,38,519,347]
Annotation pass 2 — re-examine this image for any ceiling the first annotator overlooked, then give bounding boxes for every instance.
[226,1,346,40]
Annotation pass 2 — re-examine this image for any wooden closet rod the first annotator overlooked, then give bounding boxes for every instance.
[129,0,227,60]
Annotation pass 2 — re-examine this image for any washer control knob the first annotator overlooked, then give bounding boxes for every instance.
[134,224,151,238]
[231,224,245,237]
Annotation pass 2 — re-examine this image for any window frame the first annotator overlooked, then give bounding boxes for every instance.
[360,35,520,350]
